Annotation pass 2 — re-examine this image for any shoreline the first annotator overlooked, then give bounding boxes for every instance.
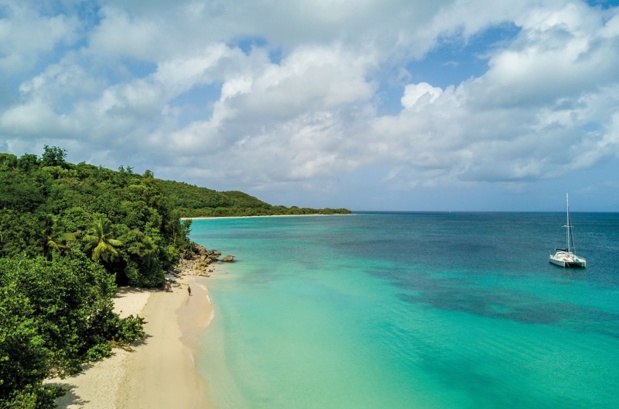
[50,275,215,409]
[182,213,352,221]
[115,274,214,409]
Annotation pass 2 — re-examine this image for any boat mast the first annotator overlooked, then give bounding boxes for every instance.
[565,193,572,254]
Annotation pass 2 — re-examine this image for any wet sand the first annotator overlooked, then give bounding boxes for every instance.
[116,276,214,409]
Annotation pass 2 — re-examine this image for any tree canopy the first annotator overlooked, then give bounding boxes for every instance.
[154,179,351,217]
[0,148,187,407]
[0,146,349,407]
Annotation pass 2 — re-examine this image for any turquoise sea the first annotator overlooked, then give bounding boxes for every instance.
[190,213,619,409]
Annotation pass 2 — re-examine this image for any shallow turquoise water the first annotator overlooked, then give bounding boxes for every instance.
[191,213,619,409]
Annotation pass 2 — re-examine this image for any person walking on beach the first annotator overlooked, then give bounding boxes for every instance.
[188,285,192,296]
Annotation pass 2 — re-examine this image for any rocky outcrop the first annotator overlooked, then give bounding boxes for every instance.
[170,242,233,278]
[220,254,235,262]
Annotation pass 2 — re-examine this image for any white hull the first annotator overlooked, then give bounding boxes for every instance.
[549,251,586,268]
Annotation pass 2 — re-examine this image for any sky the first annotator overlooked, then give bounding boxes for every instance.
[1,0,619,212]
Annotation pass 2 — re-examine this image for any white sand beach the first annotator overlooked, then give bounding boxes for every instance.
[50,276,214,409]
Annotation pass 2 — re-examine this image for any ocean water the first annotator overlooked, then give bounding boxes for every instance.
[190,213,619,409]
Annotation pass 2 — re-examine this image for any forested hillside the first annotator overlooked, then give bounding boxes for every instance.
[0,146,349,408]
[0,147,192,287]
[155,179,351,217]
[0,147,184,408]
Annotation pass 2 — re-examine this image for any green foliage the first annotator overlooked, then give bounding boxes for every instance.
[0,152,17,169]
[112,315,146,346]
[0,254,143,408]
[17,153,39,173]
[84,217,123,262]
[0,145,348,407]
[154,180,351,217]
[0,148,193,286]
[0,255,114,374]
[0,281,57,408]
[1,145,348,281]
[40,146,67,168]
[0,169,47,212]
[1,145,348,273]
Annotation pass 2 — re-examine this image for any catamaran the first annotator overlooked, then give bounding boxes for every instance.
[549,193,586,268]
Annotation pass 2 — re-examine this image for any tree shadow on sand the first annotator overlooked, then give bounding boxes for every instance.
[51,383,89,409]
[48,336,152,408]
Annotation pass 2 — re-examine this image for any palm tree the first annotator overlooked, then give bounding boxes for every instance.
[84,218,123,262]
[38,214,75,260]
[47,232,74,259]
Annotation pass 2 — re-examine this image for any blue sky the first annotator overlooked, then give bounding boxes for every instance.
[1,0,619,211]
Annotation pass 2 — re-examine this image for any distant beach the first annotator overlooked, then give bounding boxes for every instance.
[182,213,353,221]
[50,274,214,409]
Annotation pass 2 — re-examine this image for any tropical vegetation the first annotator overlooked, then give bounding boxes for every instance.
[0,146,350,408]
[154,179,350,217]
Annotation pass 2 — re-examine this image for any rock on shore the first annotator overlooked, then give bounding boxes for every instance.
[173,242,234,277]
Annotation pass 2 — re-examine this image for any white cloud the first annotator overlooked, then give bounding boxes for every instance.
[225,45,376,121]
[0,1,79,73]
[153,44,241,93]
[1,99,72,135]
[471,2,619,106]
[366,1,619,189]
[88,6,162,60]
[401,82,443,108]
[1,0,619,209]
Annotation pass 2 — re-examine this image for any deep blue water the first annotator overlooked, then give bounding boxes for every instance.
[190,212,619,409]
